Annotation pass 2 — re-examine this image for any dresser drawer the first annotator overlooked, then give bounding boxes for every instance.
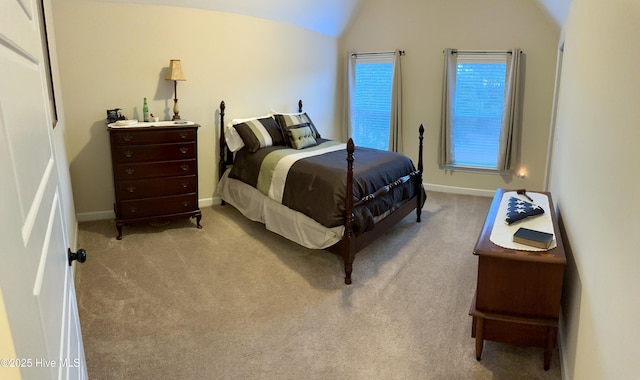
[119,193,198,219]
[111,129,195,145]
[113,142,195,163]
[116,175,197,200]
[116,159,196,180]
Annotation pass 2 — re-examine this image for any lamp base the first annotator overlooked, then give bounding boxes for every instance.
[172,97,181,121]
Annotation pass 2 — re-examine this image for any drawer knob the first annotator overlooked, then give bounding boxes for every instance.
[129,206,137,213]
[125,168,135,175]
[180,182,189,188]
[179,132,188,139]
[127,186,136,193]
[180,147,189,154]
[124,150,133,158]
[182,201,190,207]
[180,164,189,171]
[123,134,133,142]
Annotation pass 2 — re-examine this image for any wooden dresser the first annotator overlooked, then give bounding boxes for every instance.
[469,188,566,370]
[108,124,202,239]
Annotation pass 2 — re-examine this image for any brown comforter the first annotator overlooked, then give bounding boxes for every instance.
[228,139,423,235]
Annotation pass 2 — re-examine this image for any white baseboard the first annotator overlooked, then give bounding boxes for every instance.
[76,210,115,222]
[199,197,218,207]
[424,183,496,198]
[76,187,492,222]
[77,198,222,222]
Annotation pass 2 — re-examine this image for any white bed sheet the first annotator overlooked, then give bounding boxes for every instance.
[217,170,344,249]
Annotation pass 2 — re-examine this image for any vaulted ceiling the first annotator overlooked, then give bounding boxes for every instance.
[535,0,572,27]
[100,0,571,37]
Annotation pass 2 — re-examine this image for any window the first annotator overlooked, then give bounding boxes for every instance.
[440,49,522,172]
[352,56,393,150]
[453,54,506,168]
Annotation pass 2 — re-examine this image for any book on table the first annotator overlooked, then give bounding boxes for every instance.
[513,227,554,249]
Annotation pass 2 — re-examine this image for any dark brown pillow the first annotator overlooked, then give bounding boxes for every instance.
[233,117,284,153]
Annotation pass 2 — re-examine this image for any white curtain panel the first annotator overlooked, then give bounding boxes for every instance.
[389,49,403,153]
[497,48,523,171]
[439,48,457,166]
[344,52,356,142]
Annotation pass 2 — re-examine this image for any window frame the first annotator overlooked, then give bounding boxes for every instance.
[439,49,522,174]
[350,53,395,151]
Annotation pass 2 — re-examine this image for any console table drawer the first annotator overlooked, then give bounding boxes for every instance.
[119,194,198,218]
[116,159,196,180]
[116,175,197,200]
[112,142,195,163]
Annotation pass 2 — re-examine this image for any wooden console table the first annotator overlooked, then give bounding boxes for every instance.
[469,188,566,370]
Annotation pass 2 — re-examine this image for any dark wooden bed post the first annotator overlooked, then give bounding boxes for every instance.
[298,99,303,113]
[219,100,227,205]
[416,124,424,222]
[343,138,356,285]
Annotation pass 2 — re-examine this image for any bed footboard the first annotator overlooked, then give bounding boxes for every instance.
[337,124,425,285]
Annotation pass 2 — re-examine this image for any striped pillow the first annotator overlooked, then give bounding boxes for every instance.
[233,117,284,153]
[273,112,321,139]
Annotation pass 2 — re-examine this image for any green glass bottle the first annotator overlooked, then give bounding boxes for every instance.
[143,97,149,122]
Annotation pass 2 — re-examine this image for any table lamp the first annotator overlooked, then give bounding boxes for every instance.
[165,59,186,120]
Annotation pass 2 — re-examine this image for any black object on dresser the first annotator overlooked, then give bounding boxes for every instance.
[108,125,202,239]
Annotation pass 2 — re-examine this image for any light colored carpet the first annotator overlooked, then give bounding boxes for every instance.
[75,191,562,379]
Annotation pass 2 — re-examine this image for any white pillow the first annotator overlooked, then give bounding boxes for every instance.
[270,110,303,116]
[224,122,244,152]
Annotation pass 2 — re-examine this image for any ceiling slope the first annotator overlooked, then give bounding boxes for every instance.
[98,0,570,36]
[535,0,572,27]
[99,0,362,37]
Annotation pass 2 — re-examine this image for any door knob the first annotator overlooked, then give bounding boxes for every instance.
[68,248,87,266]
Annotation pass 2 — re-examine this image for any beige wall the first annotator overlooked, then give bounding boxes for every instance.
[340,0,560,193]
[549,0,640,378]
[54,0,562,217]
[52,0,340,218]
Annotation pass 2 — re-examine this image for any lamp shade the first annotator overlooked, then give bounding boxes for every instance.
[165,59,186,81]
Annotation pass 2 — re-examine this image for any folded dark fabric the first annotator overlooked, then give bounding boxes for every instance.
[505,197,544,225]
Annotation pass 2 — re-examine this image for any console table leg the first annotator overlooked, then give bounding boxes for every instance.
[475,317,485,360]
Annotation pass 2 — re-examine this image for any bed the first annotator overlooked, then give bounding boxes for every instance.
[217,100,426,284]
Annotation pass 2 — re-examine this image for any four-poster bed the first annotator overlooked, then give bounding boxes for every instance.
[217,100,425,284]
